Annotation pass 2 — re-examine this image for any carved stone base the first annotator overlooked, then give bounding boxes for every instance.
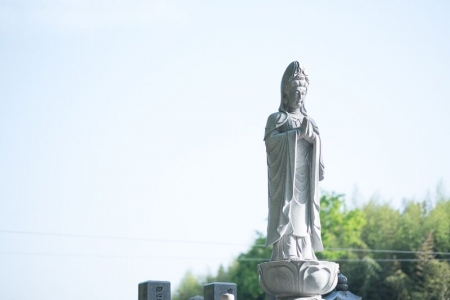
[258,260,339,300]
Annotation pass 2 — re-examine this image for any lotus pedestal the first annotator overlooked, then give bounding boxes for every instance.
[258,260,339,300]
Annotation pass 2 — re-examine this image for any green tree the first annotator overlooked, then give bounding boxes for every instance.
[228,233,270,300]
[172,271,203,300]
[424,197,450,255]
[206,264,231,283]
[385,257,412,300]
[395,202,427,257]
[411,231,450,299]
[318,192,367,260]
[361,200,401,257]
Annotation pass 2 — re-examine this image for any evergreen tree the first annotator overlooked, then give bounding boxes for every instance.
[384,257,412,300]
[412,231,450,299]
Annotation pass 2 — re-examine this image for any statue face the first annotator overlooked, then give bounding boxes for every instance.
[287,87,307,110]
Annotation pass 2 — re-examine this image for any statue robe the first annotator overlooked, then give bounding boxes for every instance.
[264,112,324,258]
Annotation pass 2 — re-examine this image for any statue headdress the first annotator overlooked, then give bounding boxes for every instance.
[279,61,309,114]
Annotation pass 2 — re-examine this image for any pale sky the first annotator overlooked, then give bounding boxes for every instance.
[1,1,450,299]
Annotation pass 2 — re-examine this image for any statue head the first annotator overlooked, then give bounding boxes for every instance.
[279,61,309,114]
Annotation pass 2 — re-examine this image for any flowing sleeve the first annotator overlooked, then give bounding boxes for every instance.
[310,134,324,251]
[306,117,325,181]
[264,113,297,246]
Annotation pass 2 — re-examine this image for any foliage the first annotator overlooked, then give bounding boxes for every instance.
[318,192,367,260]
[172,271,203,300]
[228,233,271,300]
[173,265,234,300]
[174,192,450,300]
[410,231,450,299]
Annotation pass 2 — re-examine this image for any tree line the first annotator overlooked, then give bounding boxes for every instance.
[173,191,450,300]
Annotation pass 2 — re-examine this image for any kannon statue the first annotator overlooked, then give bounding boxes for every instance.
[264,61,325,261]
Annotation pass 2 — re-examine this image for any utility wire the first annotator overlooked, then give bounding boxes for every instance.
[0,251,228,260]
[251,246,450,256]
[1,251,450,263]
[237,258,450,262]
[322,247,450,256]
[2,229,450,256]
[0,229,245,246]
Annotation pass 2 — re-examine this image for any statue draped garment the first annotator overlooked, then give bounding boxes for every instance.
[264,112,324,260]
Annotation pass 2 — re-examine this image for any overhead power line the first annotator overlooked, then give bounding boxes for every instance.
[0,229,245,246]
[249,246,450,256]
[1,251,450,263]
[0,250,229,261]
[237,258,450,262]
[2,229,450,256]
[323,247,450,256]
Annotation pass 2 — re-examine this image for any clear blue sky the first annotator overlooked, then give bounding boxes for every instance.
[1,1,450,299]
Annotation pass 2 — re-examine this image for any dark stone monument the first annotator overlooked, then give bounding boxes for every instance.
[138,280,171,300]
[323,274,361,300]
[204,282,237,300]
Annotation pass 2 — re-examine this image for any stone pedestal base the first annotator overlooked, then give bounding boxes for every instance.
[258,260,339,300]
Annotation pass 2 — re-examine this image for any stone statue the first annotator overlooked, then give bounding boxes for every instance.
[258,61,359,300]
[264,61,324,261]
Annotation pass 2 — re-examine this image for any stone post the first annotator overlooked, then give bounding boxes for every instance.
[138,280,171,300]
[204,282,237,300]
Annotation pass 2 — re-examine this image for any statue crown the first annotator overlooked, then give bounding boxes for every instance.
[284,63,309,91]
